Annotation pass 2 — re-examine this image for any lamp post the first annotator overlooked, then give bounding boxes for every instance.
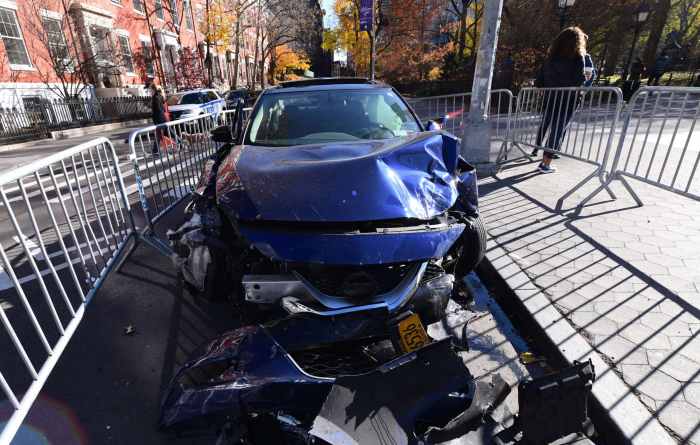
[622,2,651,82]
[557,0,576,30]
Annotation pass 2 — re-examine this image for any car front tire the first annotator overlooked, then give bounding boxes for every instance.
[456,215,487,274]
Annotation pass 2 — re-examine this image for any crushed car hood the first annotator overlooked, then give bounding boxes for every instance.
[217,131,463,222]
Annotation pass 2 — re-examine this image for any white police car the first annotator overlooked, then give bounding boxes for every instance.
[166,89,225,121]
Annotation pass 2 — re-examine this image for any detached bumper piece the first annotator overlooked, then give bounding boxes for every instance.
[422,374,511,444]
[310,339,481,445]
[495,360,597,445]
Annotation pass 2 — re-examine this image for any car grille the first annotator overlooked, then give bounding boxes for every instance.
[290,340,396,378]
[295,262,415,300]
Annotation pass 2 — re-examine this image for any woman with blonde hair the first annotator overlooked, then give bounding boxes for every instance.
[531,26,588,173]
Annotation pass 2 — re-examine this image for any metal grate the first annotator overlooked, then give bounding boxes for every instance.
[296,262,414,300]
[291,341,395,378]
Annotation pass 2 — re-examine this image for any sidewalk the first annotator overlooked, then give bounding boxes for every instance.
[480,156,700,444]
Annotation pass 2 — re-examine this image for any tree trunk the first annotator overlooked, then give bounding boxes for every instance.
[604,39,625,76]
[642,0,672,69]
[251,0,261,88]
[603,15,628,76]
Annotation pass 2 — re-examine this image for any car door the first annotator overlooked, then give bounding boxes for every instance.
[206,91,223,115]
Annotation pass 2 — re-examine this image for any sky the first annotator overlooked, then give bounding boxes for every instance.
[320,0,346,63]
[321,0,338,28]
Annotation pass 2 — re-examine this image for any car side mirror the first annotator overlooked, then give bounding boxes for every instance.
[425,116,448,131]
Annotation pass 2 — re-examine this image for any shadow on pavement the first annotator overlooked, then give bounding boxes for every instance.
[479,158,700,444]
[17,212,236,445]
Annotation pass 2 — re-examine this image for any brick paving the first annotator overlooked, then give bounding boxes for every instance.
[479,156,700,444]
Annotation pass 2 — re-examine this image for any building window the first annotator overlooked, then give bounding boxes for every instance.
[89,26,113,64]
[169,0,178,25]
[141,41,155,77]
[133,0,145,13]
[41,17,70,65]
[162,44,178,79]
[117,35,134,73]
[155,0,164,20]
[184,0,193,30]
[111,0,121,5]
[0,7,31,67]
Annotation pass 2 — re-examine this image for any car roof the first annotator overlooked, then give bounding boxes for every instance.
[265,78,390,94]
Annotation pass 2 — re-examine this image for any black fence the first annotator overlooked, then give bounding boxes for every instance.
[0,96,152,145]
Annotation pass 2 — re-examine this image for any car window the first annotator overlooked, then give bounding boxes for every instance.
[207,91,219,101]
[246,89,420,147]
[177,93,204,105]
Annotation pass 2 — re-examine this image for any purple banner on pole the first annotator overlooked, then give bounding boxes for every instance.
[359,0,373,32]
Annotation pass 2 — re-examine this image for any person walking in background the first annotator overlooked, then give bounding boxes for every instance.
[531,27,588,173]
[648,53,671,86]
[629,57,646,92]
[150,84,171,154]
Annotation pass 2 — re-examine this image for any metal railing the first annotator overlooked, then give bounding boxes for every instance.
[0,96,151,145]
[501,86,624,209]
[0,138,135,444]
[127,113,223,255]
[407,89,514,144]
[220,107,253,126]
[580,86,700,207]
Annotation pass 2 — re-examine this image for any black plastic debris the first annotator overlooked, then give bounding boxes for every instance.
[516,359,596,444]
[309,339,475,445]
[423,373,511,443]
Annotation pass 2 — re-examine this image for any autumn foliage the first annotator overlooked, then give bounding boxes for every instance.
[273,44,311,80]
[325,0,700,88]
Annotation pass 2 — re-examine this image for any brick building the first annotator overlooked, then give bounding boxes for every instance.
[0,0,263,108]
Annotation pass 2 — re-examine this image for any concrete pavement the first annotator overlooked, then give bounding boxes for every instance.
[480,156,700,444]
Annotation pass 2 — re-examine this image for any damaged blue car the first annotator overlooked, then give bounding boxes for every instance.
[170,78,486,322]
[163,79,600,445]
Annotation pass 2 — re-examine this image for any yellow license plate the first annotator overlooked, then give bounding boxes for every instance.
[397,313,430,353]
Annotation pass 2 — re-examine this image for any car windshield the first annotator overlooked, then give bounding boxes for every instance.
[245,88,421,146]
[167,93,203,106]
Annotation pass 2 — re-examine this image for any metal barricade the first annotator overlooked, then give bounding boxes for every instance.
[408,92,471,135]
[580,86,700,207]
[0,138,134,444]
[407,89,514,143]
[220,107,253,126]
[128,113,222,255]
[503,87,624,209]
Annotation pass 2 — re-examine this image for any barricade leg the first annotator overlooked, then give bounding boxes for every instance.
[497,141,535,164]
[556,169,618,211]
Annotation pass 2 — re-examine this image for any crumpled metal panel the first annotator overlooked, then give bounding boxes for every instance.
[159,325,331,428]
[218,131,465,222]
